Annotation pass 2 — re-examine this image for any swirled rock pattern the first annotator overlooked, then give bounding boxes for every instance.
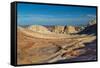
[17,25,96,65]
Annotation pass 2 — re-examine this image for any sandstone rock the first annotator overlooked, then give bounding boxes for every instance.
[64,26,79,34]
[17,26,96,64]
[53,26,65,34]
[27,25,81,34]
[50,25,80,34]
[28,25,51,33]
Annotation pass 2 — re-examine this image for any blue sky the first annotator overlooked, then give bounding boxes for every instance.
[17,3,96,26]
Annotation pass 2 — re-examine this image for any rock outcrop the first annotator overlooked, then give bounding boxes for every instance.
[64,26,80,34]
[53,26,65,34]
[26,25,81,34]
[50,25,80,34]
[28,25,51,34]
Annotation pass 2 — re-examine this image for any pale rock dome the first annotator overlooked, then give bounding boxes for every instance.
[28,25,51,34]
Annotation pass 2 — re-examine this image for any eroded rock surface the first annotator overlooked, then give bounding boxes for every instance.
[17,26,96,65]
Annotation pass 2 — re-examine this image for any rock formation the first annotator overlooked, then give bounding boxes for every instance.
[53,26,65,34]
[17,26,96,65]
[26,25,81,34]
[50,25,80,34]
[64,26,80,34]
[28,25,51,34]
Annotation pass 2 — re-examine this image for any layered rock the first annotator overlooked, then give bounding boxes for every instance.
[17,26,96,65]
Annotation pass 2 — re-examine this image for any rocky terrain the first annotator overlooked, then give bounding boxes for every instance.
[17,21,97,65]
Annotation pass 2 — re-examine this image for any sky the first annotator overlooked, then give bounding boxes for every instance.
[17,3,96,26]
